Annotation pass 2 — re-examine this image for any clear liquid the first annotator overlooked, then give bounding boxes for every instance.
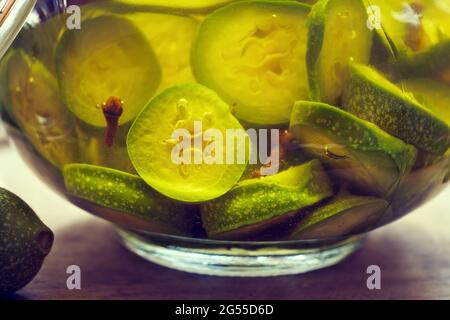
[0,0,449,241]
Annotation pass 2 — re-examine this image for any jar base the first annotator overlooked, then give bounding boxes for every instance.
[117,228,364,277]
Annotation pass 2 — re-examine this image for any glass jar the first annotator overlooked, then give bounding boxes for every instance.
[0,0,449,276]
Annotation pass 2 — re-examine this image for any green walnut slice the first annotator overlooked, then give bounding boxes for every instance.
[342,63,450,155]
[126,12,198,90]
[364,0,448,54]
[127,83,249,203]
[307,0,373,104]
[290,193,389,240]
[78,3,199,91]
[55,15,161,127]
[13,13,66,73]
[402,78,450,126]
[363,0,421,54]
[63,164,195,235]
[201,160,333,240]
[192,0,311,125]
[398,40,450,79]
[111,0,234,11]
[290,101,417,197]
[0,49,78,169]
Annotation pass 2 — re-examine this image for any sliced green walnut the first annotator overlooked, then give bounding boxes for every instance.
[111,0,235,11]
[290,193,389,240]
[13,13,66,73]
[126,12,198,90]
[241,129,312,180]
[420,0,450,40]
[342,63,450,156]
[402,78,450,126]
[63,164,195,235]
[364,0,445,54]
[192,0,311,125]
[398,40,450,79]
[127,83,249,203]
[0,50,14,115]
[200,160,333,240]
[290,101,417,197]
[78,2,199,91]
[365,0,450,78]
[0,49,78,169]
[307,0,373,104]
[55,15,161,127]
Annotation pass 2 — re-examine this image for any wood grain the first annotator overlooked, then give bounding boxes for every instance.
[8,205,450,300]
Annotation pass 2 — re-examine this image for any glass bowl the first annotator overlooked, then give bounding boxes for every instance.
[0,0,449,276]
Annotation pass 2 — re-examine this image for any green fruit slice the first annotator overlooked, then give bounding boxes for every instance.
[398,40,450,78]
[0,50,15,115]
[63,164,195,235]
[111,0,234,11]
[363,0,420,54]
[192,0,311,125]
[201,160,333,239]
[307,0,373,104]
[402,78,450,127]
[290,101,417,197]
[0,49,78,169]
[420,0,450,40]
[78,2,199,91]
[127,83,249,203]
[364,0,448,54]
[290,193,389,240]
[13,13,66,73]
[342,63,450,155]
[0,187,53,295]
[55,15,161,127]
[126,12,198,90]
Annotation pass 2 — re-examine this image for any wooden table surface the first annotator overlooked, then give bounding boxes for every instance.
[1,125,450,300]
[8,207,450,300]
